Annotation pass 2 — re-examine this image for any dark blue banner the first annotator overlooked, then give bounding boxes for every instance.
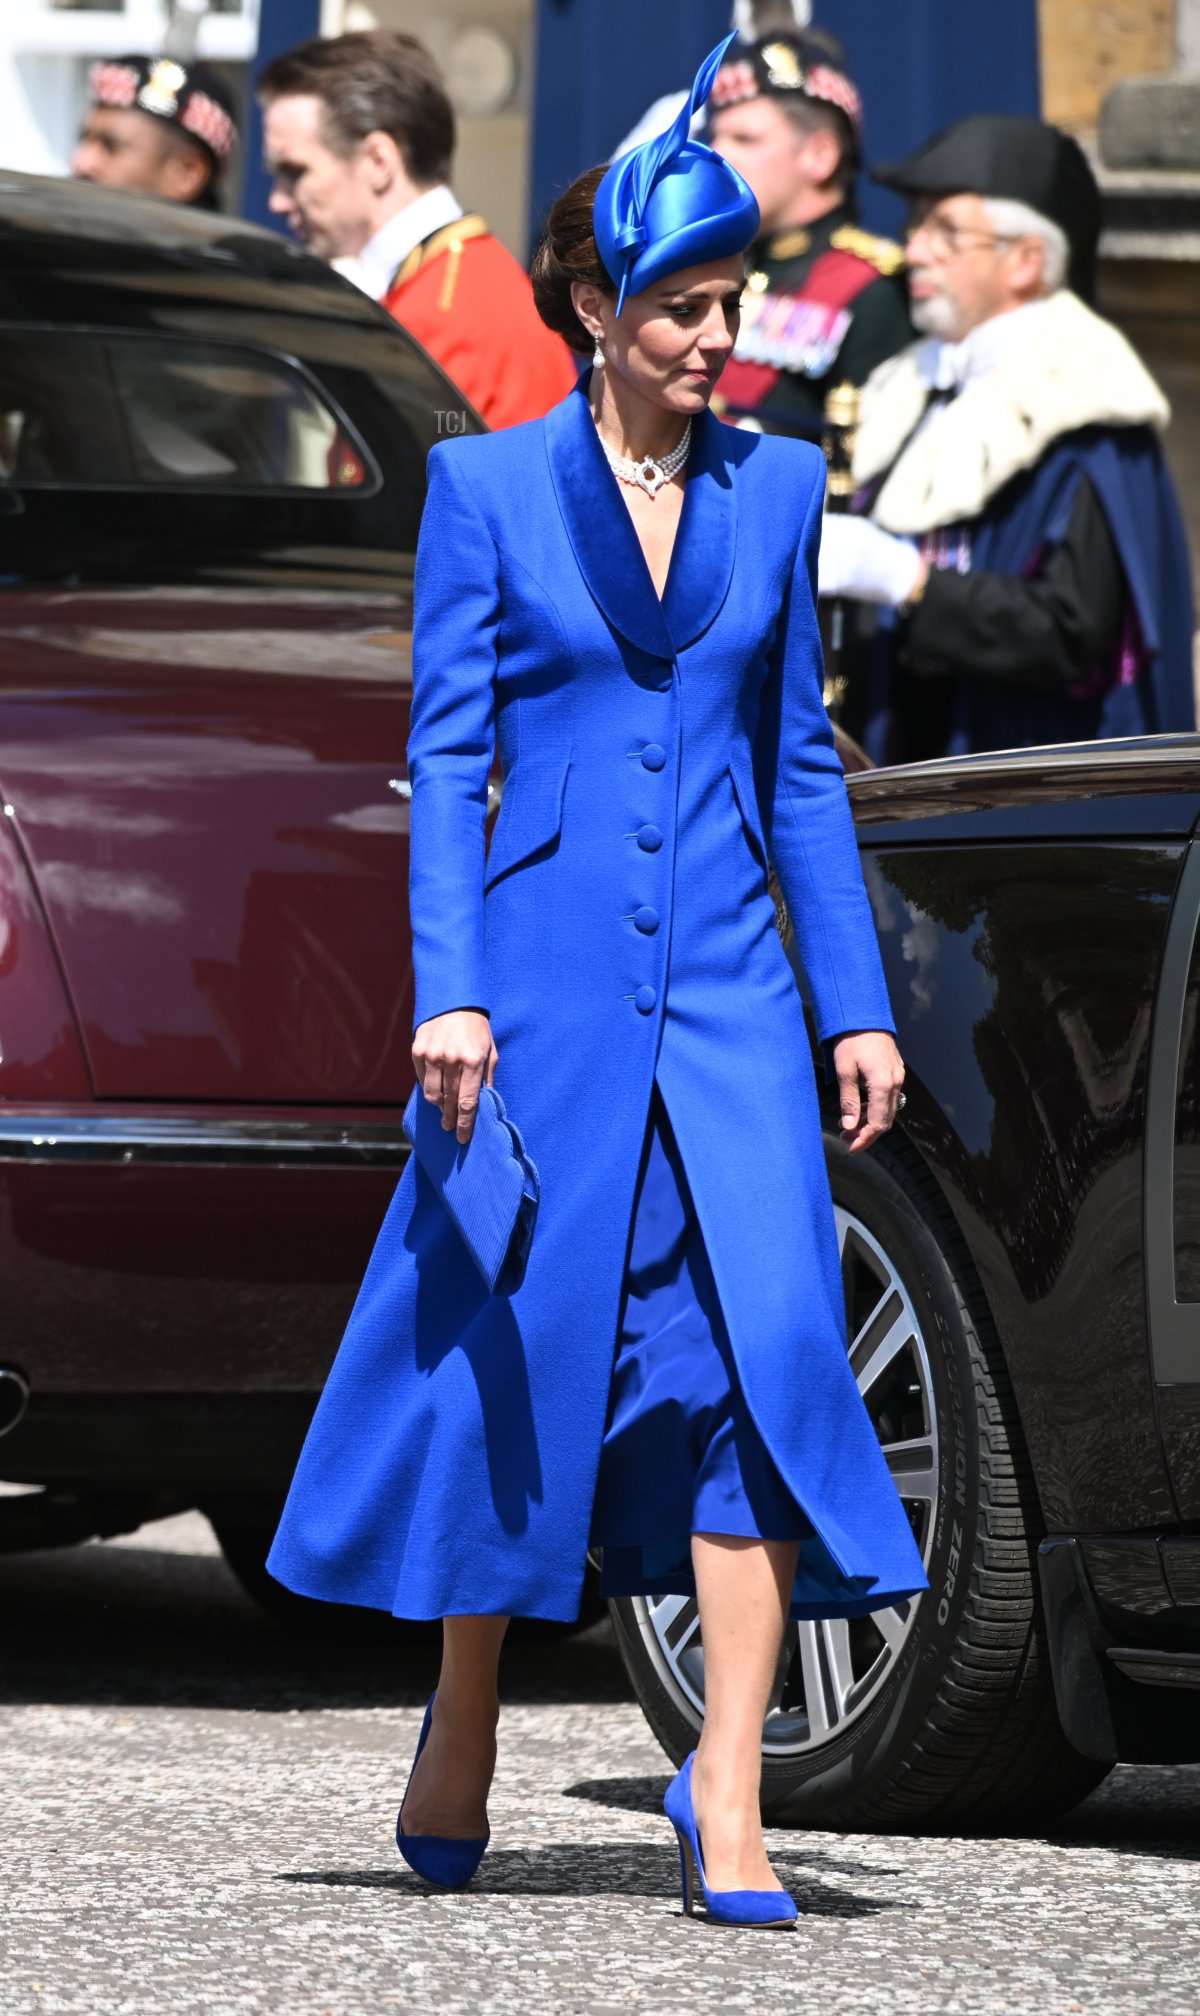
[241,0,322,227]
[530,0,1040,244]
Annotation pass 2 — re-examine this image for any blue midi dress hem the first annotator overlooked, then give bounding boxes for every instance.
[589,1090,905,1620]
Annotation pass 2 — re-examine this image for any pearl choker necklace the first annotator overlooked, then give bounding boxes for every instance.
[597,417,692,498]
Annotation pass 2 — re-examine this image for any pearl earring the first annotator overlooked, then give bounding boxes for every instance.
[592,335,604,367]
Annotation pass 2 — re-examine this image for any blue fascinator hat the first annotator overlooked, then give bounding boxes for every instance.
[594,33,760,318]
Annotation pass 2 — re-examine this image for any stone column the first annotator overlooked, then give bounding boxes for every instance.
[1039,0,1176,134]
[1085,4,1200,617]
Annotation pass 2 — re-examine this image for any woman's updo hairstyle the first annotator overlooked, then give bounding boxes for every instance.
[530,166,615,357]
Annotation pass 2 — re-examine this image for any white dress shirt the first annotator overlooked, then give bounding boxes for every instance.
[342,185,466,302]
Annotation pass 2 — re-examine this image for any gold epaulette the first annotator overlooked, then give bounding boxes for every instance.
[390,214,490,311]
[829,223,905,277]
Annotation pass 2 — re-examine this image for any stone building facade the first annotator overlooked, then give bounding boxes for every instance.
[1038,0,1200,614]
[1040,0,1178,135]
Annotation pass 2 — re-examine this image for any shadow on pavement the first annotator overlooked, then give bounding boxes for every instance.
[0,1530,632,1712]
[563,1772,668,1815]
[564,1766,1200,1855]
[277,1846,901,1916]
[4,1519,1198,1870]
[1049,1767,1200,1852]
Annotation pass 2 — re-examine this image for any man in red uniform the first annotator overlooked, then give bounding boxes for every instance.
[258,31,576,431]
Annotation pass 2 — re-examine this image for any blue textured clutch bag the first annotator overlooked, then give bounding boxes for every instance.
[402,1082,540,1296]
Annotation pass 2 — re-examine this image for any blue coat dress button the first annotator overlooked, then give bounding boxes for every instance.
[633,907,659,935]
[636,824,663,852]
[634,985,657,1014]
[641,743,667,772]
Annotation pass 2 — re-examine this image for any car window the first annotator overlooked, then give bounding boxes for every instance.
[0,329,373,493]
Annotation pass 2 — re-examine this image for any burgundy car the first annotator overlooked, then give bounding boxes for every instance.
[0,174,869,1620]
[0,174,487,1593]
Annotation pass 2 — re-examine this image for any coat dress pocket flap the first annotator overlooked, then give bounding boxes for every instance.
[403,1082,541,1296]
[727,757,769,869]
[483,757,570,892]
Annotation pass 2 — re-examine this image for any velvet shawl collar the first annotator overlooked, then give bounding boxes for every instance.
[543,367,737,660]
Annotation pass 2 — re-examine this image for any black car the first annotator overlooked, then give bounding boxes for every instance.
[613,736,1200,1828]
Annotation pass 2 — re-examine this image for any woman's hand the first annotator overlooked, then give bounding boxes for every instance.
[832,1031,906,1154]
[413,1011,498,1144]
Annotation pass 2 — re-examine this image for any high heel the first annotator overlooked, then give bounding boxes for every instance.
[396,1694,490,1890]
[663,1753,797,1928]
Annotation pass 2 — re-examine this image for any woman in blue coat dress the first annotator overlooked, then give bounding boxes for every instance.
[268,37,927,1926]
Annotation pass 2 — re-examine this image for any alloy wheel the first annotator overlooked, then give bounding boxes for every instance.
[625,1204,939,1757]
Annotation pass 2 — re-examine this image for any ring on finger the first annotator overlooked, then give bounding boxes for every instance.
[896,1090,907,1111]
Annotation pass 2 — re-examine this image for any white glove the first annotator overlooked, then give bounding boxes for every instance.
[817,513,923,607]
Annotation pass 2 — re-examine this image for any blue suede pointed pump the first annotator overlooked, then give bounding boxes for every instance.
[396,1694,490,1889]
[664,1753,798,1928]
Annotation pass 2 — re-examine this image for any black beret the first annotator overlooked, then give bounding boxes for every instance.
[873,114,1101,300]
[88,55,239,168]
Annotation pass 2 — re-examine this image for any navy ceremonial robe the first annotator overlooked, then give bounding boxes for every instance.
[945,426,1195,754]
[861,425,1196,763]
[267,371,928,1623]
[849,293,1196,761]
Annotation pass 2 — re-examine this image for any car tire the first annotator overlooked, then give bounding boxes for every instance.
[206,1507,405,1637]
[609,1135,1111,1833]
[207,1506,606,1642]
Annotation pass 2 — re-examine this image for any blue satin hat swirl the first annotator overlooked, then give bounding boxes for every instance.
[594,32,761,317]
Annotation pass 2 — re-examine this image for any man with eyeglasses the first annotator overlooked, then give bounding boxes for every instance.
[818,115,1195,760]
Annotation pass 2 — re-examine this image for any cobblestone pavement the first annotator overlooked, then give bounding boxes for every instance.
[2,1510,1198,2016]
